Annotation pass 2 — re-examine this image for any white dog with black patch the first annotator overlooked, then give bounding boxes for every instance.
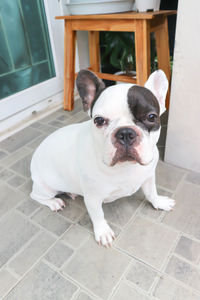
[30,69,175,247]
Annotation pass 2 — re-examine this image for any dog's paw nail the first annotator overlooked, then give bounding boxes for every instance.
[47,198,66,212]
[94,222,115,248]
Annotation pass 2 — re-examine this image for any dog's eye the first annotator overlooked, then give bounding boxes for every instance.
[146,113,157,122]
[94,116,106,127]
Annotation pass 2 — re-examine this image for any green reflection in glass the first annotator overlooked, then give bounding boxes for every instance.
[0,0,55,100]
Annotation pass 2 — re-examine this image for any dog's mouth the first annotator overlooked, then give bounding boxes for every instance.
[110,147,148,166]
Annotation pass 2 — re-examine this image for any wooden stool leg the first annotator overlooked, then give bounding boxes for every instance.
[155,17,171,108]
[89,31,100,72]
[135,20,151,86]
[64,21,76,111]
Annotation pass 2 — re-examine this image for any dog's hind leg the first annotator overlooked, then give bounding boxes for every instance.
[30,181,66,212]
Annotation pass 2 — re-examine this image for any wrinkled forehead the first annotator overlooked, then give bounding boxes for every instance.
[91,84,133,119]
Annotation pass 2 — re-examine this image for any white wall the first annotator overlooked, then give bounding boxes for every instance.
[165,0,200,172]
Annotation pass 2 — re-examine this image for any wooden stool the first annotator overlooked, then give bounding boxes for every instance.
[56,10,176,111]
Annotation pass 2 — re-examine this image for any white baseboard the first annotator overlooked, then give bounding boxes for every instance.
[0,90,79,142]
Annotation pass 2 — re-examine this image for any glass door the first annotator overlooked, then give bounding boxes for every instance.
[0,0,64,120]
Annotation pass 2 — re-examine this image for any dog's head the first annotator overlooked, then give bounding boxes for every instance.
[76,70,168,167]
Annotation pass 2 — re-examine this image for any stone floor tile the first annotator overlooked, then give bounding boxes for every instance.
[19,179,32,196]
[35,123,56,134]
[58,201,84,222]
[140,202,163,219]
[7,174,25,188]
[0,270,17,299]
[174,235,200,263]
[165,255,200,292]
[103,191,144,228]
[153,275,200,300]
[0,183,25,217]
[0,169,15,181]
[17,199,40,216]
[49,120,63,128]
[162,182,200,239]
[31,207,71,236]
[45,241,73,268]
[186,171,200,186]
[39,111,62,123]
[10,154,32,178]
[4,262,78,300]
[9,232,55,276]
[126,260,157,291]
[0,147,31,168]
[78,212,93,233]
[156,161,186,191]
[57,114,72,122]
[63,237,131,299]
[108,223,121,237]
[0,150,7,160]
[0,212,38,267]
[75,291,96,300]
[0,127,41,153]
[111,282,149,300]
[30,121,43,129]
[26,135,45,150]
[116,216,178,270]
[73,111,89,123]
[62,224,90,249]
[68,195,87,210]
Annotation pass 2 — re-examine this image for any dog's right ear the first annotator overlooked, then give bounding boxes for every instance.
[76,70,105,112]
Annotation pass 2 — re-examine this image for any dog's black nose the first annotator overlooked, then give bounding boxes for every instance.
[115,128,137,146]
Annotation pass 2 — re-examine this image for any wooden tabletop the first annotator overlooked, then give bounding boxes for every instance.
[56,10,176,20]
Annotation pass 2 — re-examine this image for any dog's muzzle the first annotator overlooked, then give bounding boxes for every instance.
[115,127,137,147]
[110,127,143,166]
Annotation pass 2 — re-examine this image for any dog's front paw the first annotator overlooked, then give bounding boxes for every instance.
[94,221,115,247]
[46,198,66,212]
[152,196,175,211]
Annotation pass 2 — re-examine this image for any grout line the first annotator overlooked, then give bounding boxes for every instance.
[4,266,21,281]
[149,230,181,295]
[70,288,81,300]
[5,229,43,269]
[107,260,134,300]
[59,271,103,300]
[2,221,76,299]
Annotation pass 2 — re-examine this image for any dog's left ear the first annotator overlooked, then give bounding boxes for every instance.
[145,70,168,115]
[76,69,105,112]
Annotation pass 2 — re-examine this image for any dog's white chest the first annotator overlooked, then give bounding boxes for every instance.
[102,162,156,203]
[103,186,138,203]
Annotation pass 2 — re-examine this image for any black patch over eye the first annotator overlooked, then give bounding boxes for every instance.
[140,112,159,131]
[127,85,160,132]
[146,113,158,123]
[94,116,106,127]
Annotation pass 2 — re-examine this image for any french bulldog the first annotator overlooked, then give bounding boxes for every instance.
[30,69,175,247]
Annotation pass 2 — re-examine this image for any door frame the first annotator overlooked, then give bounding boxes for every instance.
[0,0,64,121]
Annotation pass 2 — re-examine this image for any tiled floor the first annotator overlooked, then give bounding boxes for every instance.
[0,99,200,300]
